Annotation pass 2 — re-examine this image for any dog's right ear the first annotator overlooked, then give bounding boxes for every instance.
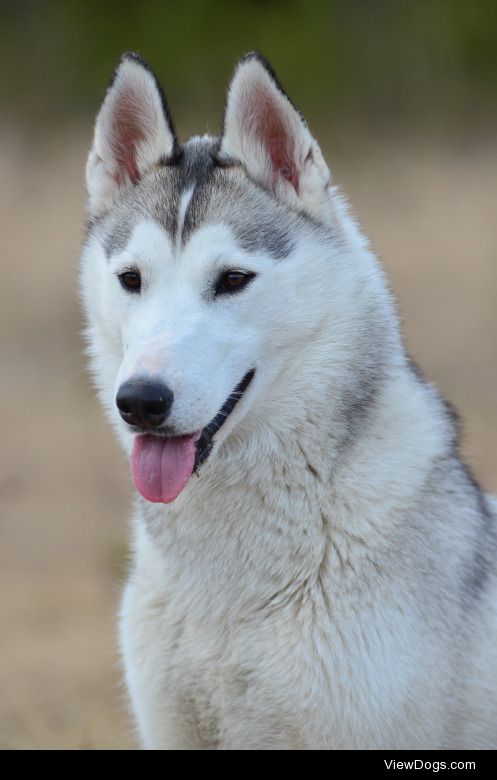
[86,53,177,217]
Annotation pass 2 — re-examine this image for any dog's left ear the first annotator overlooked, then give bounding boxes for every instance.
[220,53,331,221]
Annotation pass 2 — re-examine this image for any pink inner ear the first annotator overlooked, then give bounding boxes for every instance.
[110,91,145,186]
[249,90,299,193]
[267,136,298,192]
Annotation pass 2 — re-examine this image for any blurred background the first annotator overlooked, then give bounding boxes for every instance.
[1,0,496,750]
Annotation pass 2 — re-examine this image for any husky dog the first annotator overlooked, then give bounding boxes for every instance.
[81,52,497,750]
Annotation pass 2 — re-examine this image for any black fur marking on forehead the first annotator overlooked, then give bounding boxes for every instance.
[178,138,298,260]
[158,136,222,240]
[178,136,221,188]
[99,136,316,262]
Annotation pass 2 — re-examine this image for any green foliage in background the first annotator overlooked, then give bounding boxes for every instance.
[1,0,496,132]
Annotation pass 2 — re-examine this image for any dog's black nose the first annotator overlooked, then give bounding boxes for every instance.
[116,381,174,429]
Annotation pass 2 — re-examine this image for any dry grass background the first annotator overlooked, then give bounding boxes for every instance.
[1,129,496,749]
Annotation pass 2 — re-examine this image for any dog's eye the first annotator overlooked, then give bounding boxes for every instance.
[215,270,256,296]
[118,270,141,294]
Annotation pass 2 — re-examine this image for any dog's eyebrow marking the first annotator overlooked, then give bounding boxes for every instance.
[98,136,320,264]
[103,217,135,259]
[233,219,296,260]
[175,185,195,253]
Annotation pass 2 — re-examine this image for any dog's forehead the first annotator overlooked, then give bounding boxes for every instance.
[98,135,303,261]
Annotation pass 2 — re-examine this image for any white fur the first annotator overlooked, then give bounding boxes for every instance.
[81,54,497,750]
[175,186,195,252]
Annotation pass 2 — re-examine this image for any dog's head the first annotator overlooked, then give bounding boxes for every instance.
[82,52,384,503]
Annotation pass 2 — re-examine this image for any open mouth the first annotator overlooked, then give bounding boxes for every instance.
[130,369,255,503]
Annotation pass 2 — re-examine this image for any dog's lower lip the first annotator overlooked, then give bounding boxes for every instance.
[194,368,255,472]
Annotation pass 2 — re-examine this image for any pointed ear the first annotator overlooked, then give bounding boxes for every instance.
[220,53,331,220]
[86,52,178,216]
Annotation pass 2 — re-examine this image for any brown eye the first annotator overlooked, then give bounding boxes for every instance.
[118,270,141,293]
[215,270,256,296]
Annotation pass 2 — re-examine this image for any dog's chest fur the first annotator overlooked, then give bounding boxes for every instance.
[120,422,460,750]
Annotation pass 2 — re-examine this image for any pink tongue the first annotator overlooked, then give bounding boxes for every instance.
[131,432,201,503]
